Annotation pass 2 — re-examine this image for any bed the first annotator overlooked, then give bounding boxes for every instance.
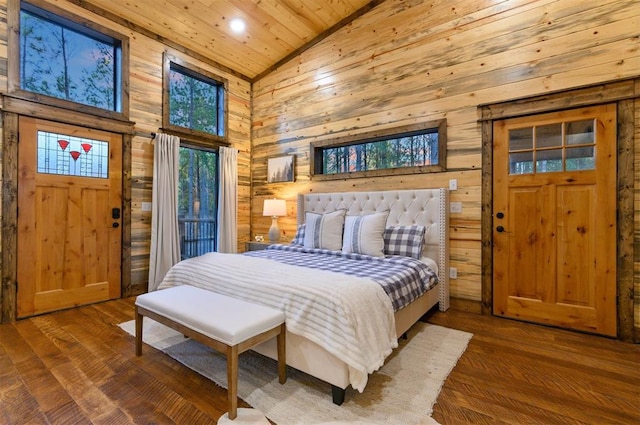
[158,188,449,404]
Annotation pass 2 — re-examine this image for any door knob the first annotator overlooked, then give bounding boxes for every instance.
[496,225,505,233]
[112,222,120,228]
[496,212,504,219]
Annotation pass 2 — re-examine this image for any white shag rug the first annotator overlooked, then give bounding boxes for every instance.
[120,319,472,425]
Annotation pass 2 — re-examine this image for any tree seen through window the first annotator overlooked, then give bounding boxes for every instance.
[322,132,439,175]
[178,147,218,260]
[19,3,120,111]
[169,64,225,137]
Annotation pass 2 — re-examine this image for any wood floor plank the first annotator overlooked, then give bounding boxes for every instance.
[428,310,640,425]
[1,298,638,425]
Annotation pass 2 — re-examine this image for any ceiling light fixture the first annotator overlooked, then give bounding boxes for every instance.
[229,18,246,33]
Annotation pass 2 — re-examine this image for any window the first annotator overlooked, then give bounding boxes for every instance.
[311,120,446,180]
[508,119,595,175]
[15,1,125,113]
[178,146,219,260]
[37,130,109,178]
[162,56,227,258]
[163,54,228,144]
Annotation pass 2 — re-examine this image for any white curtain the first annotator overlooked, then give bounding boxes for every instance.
[148,133,181,291]
[217,146,238,253]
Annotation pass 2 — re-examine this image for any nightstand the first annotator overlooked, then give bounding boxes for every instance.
[245,241,271,252]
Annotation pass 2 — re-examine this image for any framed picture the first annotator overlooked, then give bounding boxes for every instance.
[267,155,295,183]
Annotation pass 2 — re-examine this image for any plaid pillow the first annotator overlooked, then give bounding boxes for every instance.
[291,224,305,245]
[383,225,426,259]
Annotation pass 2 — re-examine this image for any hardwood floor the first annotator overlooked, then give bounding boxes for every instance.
[429,311,640,425]
[1,297,638,424]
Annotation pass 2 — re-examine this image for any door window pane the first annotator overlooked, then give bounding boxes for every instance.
[178,147,218,260]
[37,130,108,178]
[566,119,595,145]
[566,146,595,171]
[509,151,534,174]
[536,123,562,148]
[509,127,533,150]
[536,149,563,173]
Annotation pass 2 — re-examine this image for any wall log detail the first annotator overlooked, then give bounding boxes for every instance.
[250,0,640,338]
[0,0,637,339]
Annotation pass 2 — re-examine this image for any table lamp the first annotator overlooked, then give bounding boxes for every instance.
[263,199,287,243]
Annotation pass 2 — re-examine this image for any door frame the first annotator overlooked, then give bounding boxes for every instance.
[1,95,134,322]
[479,78,638,342]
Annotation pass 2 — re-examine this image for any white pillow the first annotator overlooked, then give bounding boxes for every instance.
[303,210,346,251]
[342,212,389,257]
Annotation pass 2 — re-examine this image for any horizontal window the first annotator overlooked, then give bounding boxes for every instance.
[311,120,446,180]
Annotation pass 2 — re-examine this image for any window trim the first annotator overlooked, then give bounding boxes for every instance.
[162,53,229,147]
[310,119,447,181]
[7,0,130,121]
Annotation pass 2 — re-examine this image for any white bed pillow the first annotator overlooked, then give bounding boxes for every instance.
[342,212,389,257]
[303,210,347,251]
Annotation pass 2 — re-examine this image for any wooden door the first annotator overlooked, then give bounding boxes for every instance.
[17,117,122,317]
[492,104,617,336]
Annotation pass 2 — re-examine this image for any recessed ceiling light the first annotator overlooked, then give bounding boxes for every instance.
[230,18,246,33]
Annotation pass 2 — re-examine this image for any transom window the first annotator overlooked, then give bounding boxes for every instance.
[508,119,596,174]
[163,54,228,144]
[311,120,446,180]
[17,1,124,113]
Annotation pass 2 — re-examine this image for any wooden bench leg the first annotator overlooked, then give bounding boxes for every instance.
[135,308,143,356]
[227,344,239,420]
[277,323,287,384]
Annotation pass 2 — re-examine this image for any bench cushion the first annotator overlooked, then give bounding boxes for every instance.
[135,285,285,346]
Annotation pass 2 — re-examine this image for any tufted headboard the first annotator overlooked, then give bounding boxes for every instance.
[297,188,449,310]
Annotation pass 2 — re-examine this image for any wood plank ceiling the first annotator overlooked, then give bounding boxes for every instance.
[75,0,378,81]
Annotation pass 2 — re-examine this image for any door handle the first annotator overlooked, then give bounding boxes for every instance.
[496,225,505,233]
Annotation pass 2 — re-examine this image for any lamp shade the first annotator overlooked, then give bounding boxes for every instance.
[263,199,286,217]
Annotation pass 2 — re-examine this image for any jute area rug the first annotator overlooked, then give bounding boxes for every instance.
[119,319,472,425]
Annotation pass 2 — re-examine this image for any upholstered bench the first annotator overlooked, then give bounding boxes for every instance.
[134,285,286,421]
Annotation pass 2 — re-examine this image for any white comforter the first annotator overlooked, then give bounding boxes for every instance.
[158,252,398,391]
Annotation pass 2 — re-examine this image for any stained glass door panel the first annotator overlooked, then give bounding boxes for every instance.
[37,130,109,178]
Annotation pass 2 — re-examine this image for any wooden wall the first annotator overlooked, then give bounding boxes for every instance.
[0,0,252,298]
[250,0,640,321]
[636,97,640,340]
[0,0,637,336]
